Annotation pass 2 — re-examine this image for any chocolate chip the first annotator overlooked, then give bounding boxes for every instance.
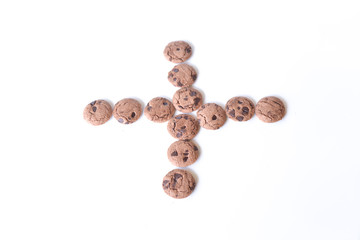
[175,116,182,119]
[183,157,188,162]
[186,48,191,53]
[118,118,124,123]
[184,97,188,101]
[183,152,189,156]
[184,115,188,120]
[92,106,97,112]
[229,109,235,117]
[194,97,201,106]
[236,116,244,121]
[162,180,169,189]
[163,102,168,105]
[185,149,189,152]
[176,132,183,138]
[177,82,183,87]
[181,126,186,129]
[174,173,182,181]
[131,112,135,118]
[178,105,184,109]
[194,146,198,151]
[147,106,152,111]
[238,101,243,104]
[176,48,180,51]
[189,184,195,191]
[212,115,217,120]
[171,151,178,156]
[190,91,197,96]
[90,101,96,106]
[173,68,179,73]
[192,74,197,81]
[173,78,177,81]
[237,107,241,110]
[173,173,182,187]
[242,107,249,115]
[226,105,229,110]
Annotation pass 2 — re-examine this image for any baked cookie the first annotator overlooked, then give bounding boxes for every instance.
[167,114,200,140]
[162,169,196,199]
[225,97,255,122]
[172,87,203,113]
[168,64,197,87]
[144,97,175,123]
[163,41,192,63]
[83,100,112,126]
[113,98,142,124]
[197,103,227,130]
[167,140,199,167]
[255,96,286,123]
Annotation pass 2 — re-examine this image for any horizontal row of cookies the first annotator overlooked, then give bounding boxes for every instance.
[83,95,285,127]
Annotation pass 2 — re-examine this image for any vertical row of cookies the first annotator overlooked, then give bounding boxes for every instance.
[162,41,199,199]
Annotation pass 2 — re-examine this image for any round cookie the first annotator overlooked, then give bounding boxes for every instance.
[172,87,203,113]
[167,114,200,140]
[225,97,255,122]
[255,96,286,123]
[168,64,197,87]
[162,169,196,199]
[197,103,227,130]
[167,140,199,167]
[163,41,192,63]
[144,97,175,123]
[113,98,142,124]
[83,100,112,126]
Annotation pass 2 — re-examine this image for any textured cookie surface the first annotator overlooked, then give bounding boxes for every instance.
[113,98,142,124]
[172,87,203,113]
[83,100,112,126]
[144,97,175,123]
[163,41,192,63]
[167,114,200,140]
[167,140,199,167]
[225,97,255,122]
[162,169,196,199]
[168,64,197,87]
[197,103,227,130]
[255,96,286,123]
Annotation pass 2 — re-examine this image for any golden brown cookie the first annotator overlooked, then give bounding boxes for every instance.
[197,103,227,130]
[225,97,255,122]
[162,169,196,199]
[83,100,112,126]
[168,64,197,87]
[163,41,192,63]
[255,96,286,123]
[167,114,200,140]
[144,97,175,123]
[113,98,142,124]
[167,140,199,167]
[172,87,203,113]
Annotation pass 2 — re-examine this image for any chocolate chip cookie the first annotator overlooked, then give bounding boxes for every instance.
[197,103,227,130]
[144,97,175,123]
[225,97,255,122]
[162,169,196,199]
[163,41,192,63]
[83,100,112,126]
[113,98,142,124]
[167,140,199,167]
[172,87,203,113]
[255,96,286,123]
[167,114,200,140]
[168,64,197,87]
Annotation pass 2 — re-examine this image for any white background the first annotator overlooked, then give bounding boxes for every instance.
[1,0,360,239]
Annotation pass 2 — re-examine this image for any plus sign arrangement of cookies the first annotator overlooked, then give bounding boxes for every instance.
[83,40,286,199]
